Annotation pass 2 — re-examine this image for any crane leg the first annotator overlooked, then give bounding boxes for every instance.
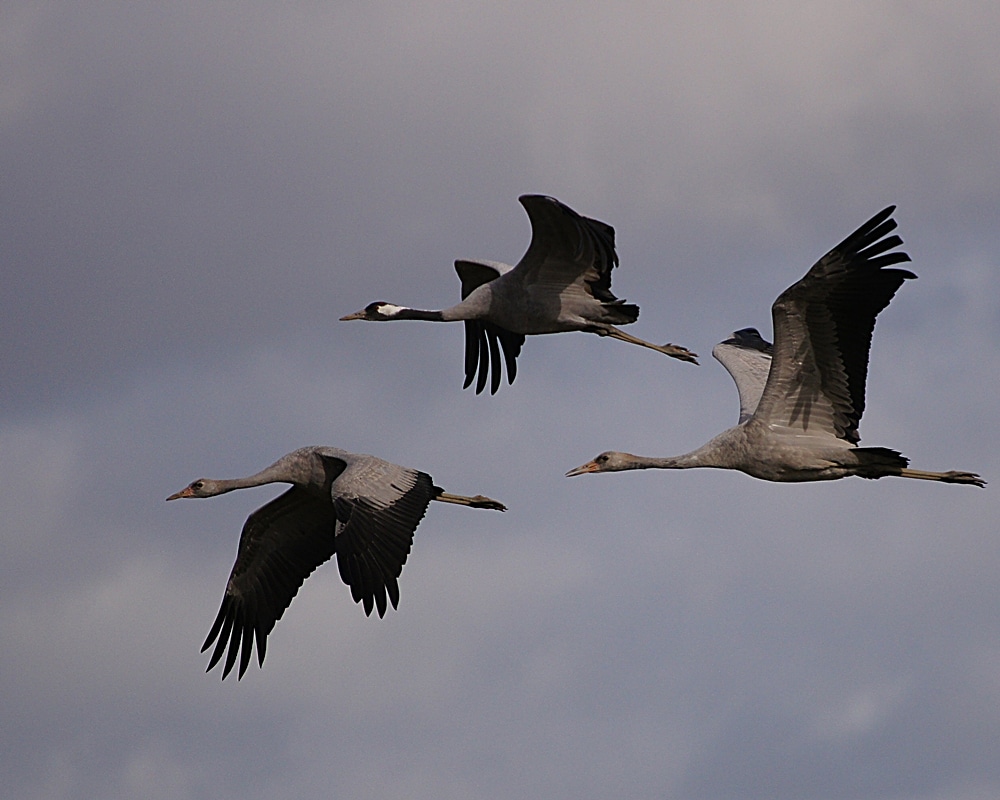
[603,327,699,364]
[898,468,985,487]
[433,491,507,511]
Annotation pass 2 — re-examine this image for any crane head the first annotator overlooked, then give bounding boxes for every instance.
[565,451,633,476]
[167,479,217,500]
[339,302,404,321]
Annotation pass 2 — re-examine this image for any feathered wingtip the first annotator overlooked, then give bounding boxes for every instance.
[837,205,916,278]
[463,320,524,394]
[201,595,268,680]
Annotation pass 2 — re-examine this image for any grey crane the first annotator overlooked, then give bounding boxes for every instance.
[167,446,506,679]
[566,206,985,487]
[340,194,697,394]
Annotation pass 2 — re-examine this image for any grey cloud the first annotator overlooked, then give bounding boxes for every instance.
[2,2,998,799]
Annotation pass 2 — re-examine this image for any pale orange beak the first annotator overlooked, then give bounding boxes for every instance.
[565,461,599,478]
[339,310,366,321]
[166,486,195,501]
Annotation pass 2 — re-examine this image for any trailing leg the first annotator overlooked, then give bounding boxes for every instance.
[433,489,507,511]
[603,326,699,364]
[898,468,985,487]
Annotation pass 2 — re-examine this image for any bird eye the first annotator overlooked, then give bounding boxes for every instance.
[597,454,608,463]
[192,481,204,490]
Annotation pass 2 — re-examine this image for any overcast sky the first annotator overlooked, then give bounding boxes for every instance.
[2,3,998,799]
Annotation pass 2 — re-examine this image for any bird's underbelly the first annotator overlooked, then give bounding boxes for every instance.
[740,461,849,483]
[732,433,855,482]
[487,300,570,335]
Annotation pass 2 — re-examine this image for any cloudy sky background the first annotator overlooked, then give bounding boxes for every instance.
[2,3,998,798]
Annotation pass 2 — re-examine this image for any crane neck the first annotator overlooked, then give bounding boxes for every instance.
[403,296,487,322]
[205,469,284,496]
[621,451,709,470]
[206,456,316,496]
[608,438,738,471]
[389,307,448,321]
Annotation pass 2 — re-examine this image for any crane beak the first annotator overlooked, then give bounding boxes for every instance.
[339,310,366,321]
[166,487,194,501]
[565,461,599,478]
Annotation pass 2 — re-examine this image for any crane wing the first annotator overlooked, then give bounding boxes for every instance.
[454,197,622,395]
[330,458,436,619]
[512,195,621,305]
[712,328,774,424]
[455,260,525,394]
[752,206,915,442]
[202,485,339,680]
[462,319,525,395]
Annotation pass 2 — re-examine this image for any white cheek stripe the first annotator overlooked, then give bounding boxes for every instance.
[380,304,406,316]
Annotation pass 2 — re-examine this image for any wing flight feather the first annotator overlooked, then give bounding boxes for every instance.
[753,206,915,442]
[202,486,338,679]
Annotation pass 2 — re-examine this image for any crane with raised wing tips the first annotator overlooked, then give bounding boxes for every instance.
[567,207,984,488]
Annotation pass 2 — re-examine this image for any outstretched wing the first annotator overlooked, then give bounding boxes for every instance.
[455,259,526,394]
[712,328,774,424]
[202,485,339,680]
[331,457,436,618]
[512,195,621,305]
[753,206,915,442]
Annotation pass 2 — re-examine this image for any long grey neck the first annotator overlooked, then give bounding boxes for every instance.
[620,451,708,470]
[209,462,295,495]
[617,438,734,471]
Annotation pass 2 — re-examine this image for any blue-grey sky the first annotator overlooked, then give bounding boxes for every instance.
[2,3,998,798]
